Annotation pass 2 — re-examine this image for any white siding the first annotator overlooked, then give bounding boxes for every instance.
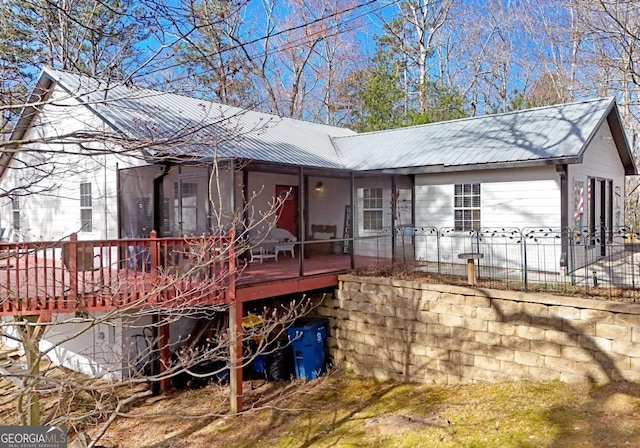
[2,313,126,381]
[307,176,350,239]
[483,179,560,228]
[415,166,560,229]
[352,175,412,258]
[414,166,561,270]
[7,87,143,241]
[568,121,626,229]
[567,122,627,269]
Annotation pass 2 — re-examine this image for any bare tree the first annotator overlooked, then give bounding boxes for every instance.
[0,61,317,448]
[376,0,455,112]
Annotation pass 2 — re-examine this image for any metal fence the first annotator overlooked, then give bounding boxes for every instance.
[373,226,640,300]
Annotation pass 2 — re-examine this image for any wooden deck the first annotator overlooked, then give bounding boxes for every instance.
[0,233,380,317]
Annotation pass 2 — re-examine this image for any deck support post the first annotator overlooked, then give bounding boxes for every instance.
[17,315,45,426]
[229,300,243,415]
[227,229,243,415]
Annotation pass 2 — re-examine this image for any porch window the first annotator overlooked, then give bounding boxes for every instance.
[454,183,480,231]
[174,182,198,235]
[80,182,92,232]
[12,196,20,231]
[363,188,383,230]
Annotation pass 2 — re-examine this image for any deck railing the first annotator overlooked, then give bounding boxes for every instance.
[0,231,234,317]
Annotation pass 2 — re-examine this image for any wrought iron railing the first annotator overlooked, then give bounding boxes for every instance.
[373,226,640,300]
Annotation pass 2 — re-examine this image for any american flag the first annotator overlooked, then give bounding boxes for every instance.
[574,183,591,221]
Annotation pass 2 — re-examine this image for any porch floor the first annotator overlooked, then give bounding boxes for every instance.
[0,250,382,316]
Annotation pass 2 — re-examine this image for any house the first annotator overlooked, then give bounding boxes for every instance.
[0,67,636,392]
[1,68,635,266]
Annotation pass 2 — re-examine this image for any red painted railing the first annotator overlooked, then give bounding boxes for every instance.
[0,231,234,317]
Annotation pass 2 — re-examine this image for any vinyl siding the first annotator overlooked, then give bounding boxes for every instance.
[13,87,132,241]
[415,166,560,229]
[414,167,560,269]
[568,121,626,229]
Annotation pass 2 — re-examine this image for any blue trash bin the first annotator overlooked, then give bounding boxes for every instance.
[286,318,327,380]
[252,354,267,375]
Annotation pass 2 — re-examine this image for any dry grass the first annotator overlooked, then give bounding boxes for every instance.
[3,349,640,447]
[93,369,640,447]
[352,263,640,303]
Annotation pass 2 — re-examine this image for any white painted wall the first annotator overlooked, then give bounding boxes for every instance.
[2,313,126,381]
[245,171,298,236]
[414,166,561,271]
[568,121,626,230]
[5,86,145,242]
[352,175,412,258]
[307,176,351,239]
[568,121,627,269]
[2,312,206,381]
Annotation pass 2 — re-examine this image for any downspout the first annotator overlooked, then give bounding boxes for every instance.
[116,164,121,238]
[557,164,568,268]
[299,166,305,276]
[350,171,355,269]
[104,154,108,240]
[411,174,416,260]
[153,164,171,237]
[391,176,397,263]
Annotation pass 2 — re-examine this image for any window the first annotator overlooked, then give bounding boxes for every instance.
[80,182,92,232]
[12,196,20,231]
[363,188,383,230]
[174,181,198,235]
[454,183,480,231]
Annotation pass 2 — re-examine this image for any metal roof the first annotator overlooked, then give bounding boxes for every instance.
[42,67,355,169]
[15,68,635,176]
[332,97,635,174]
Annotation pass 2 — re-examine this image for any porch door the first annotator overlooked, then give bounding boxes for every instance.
[275,185,298,237]
[587,177,613,256]
[175,174,210,236]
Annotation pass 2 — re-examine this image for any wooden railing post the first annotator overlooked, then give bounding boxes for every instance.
[228,228,236,285]
[149,230,158,280]
[146,230,161,308]
[67,233,78,306]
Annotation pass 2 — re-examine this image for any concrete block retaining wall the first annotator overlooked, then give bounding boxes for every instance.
[316,275,640,384]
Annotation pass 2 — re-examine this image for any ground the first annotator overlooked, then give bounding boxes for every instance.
[2,345,640,447]
[89,370,640,447]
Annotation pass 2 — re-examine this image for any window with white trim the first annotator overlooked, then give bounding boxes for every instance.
[454,183,480,231]
[12,196,20,231]
[363,188,383,230]
[80,182,93,232]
